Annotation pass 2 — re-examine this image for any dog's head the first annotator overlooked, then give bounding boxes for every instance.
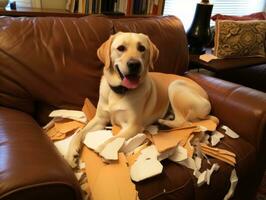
[97,32,159,89]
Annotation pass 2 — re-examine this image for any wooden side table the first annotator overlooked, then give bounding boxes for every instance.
[189,48,266,73]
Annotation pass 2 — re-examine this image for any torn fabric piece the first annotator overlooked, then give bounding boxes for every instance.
[49,109,87,123]
[197,163,219,186]
[221,125,239,139]
[130,145,163,182]
[224,169,238,200]
[200,144,236,166]
[54,119,85,134]
[211,130,225,146]
[121,133,147,154]
[83,130,113,152]
[81,149,138,200]
[54,128,81,158]
[169,145,188,162]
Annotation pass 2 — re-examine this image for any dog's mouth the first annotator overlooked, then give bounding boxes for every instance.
[122,74,140,89]
[115,65,140,89]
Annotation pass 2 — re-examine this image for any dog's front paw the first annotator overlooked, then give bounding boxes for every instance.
[66,147,80,168]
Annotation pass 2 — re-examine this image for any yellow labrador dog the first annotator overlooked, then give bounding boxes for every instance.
[66,32,211,167]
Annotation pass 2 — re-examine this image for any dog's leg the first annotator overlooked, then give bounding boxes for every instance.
[158,110,188,128]
[158,80,210,128]
[158,81,188,128]
[66,114,109,168]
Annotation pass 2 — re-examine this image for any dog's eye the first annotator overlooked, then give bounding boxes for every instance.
[117,45,126,52]
[138,44,146,52]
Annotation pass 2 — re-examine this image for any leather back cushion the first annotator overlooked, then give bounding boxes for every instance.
[0,16,113,116]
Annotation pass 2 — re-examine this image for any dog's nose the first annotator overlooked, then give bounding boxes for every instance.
[127,59,141,75]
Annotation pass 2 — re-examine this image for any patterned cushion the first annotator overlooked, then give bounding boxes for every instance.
[214,20,266,58]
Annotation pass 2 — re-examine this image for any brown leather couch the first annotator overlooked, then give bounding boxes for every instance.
[0,15,265,200]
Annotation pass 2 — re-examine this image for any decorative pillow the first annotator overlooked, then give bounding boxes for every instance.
[214,20,266,58]
[211,12,266,21]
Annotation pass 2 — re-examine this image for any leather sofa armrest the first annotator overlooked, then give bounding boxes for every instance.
[186,72,266,153]
[0,107,82,200]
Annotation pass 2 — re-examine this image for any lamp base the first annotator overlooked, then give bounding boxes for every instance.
[187,2,213,55]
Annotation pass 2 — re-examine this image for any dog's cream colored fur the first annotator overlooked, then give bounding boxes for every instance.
[66,32,211,167]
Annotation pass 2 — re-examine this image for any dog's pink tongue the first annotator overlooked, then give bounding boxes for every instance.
[122,76,139,89]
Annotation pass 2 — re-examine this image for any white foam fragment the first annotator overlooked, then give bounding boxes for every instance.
[75,172,84,181]
[197,170,207,186]
[177,157,196,170]
[224,169,238,200]
[211,130,225,146]
[140,145,159,159]
[79,161,86,170]
[169,145,188,162]
[100,137,125,160]
[158,148,176,161]
[193,157,202,178]
[195,157,202,170]
[202,134,210,144]
[54,128,81,158]
[196,163,220,186]
[83,130,113,152]
[49,109,87,123]
[206,163,220,185]
[130,155,163,182]
[145,125,159,135]
[193,169,201,178]
[221,125,239,139]
[129,144,171,181]
[121,133,147,154]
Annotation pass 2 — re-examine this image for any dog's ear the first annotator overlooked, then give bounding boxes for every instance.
[97,34,115,68]
[148,37,159,70]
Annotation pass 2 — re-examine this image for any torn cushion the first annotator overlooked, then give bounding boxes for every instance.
[214,20,266,58]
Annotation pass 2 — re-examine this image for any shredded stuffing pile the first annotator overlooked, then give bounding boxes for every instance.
[43,98,239,200]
